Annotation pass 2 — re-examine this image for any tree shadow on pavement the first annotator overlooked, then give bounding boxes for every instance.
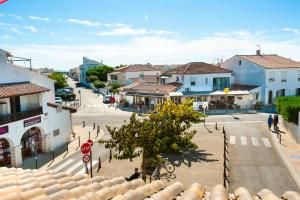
[162,149,219,168]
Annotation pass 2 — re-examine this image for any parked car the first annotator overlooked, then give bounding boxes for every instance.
[103,95,112,103]
[75,82,82,87]
[55,97,63,104]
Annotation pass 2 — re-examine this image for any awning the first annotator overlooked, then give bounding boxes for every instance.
[0,82,50,98]
[169,92,183,97]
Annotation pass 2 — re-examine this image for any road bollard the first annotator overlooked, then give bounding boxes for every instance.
[109,149,112,163]
[83,121,85,128]
[52,151,55,161]
[215,122,218,130]
[97,157,101,172]
[35,156,38,169]
[93,122,95,130]
[76,136,81,151]
[89,131,90,140]
[279,134,282,144]
[97,125,100,134]
[223,126,225,134]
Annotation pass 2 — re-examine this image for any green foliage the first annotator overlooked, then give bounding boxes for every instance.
[276,96,300,124]
[48,73,67,89]
[109,82,121,94]
[93,80,106,89]
[87,75,99,83]
[99,99,205,180]
[86,65,114,82]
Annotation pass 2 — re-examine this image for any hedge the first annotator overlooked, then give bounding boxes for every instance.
[276,96,300,124]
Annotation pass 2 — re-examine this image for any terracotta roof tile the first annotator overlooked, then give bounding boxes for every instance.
[164,62,232,75]
[238,54,300,69]
[116,64,160,73]
[0,82,50,98]
[0,167,299,200]
[124,82,182,95]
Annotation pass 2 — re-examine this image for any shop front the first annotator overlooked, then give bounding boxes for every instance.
[21,127,42,158]
[0,138,10,166]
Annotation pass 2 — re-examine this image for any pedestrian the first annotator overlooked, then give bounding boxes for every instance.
[137,101,143,116]
[111,96,115,107]
[125,168,141,181]
[273,114,279,130]
[267,115,273,130]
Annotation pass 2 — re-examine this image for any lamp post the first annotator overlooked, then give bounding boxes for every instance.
[78,89,81,107]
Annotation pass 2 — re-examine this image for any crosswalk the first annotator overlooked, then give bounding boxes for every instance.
[86,104,102,108]
[50,158,99,175]
[229,136,272,148]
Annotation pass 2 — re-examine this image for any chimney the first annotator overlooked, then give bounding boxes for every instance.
[256,49,261,56]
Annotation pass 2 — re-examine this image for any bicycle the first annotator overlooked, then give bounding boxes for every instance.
[151,162,175,180]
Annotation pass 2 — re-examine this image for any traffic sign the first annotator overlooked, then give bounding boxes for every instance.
[87,139,93,146]
[82,155,90,163]
[81,143,91,154]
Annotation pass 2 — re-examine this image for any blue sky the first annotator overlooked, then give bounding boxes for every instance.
[1,0,300,70]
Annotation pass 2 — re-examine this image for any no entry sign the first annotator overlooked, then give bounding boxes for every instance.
[81,143,91,154]
[87,139,93,146]
[82,155,90,163]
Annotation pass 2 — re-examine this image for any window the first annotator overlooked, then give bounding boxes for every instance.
[191,81,196,86]
[176,76,179,81]
[205,78,208,84]
[238,60,242,65]
[298,71,300,81]
[269,71,275,82]
[213,77,230,91]
[181,76,184,82]
[281,71,287,82]
[53,129,60,137]
[185,88,190,92]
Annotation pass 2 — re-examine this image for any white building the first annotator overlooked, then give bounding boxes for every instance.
[221,51,300,104]
[79,57,103,87]
[0,49,76,167]
[107,64,162,86]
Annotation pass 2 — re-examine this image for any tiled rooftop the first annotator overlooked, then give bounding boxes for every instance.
[0,82,50,98]
[164,62,232,75]
[0,167,298,200]
[237,54,300,69]
[115,65,160,73]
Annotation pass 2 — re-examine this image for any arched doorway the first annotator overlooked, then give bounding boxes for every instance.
[0,138,11,166]
[296,88,300,96]
[21,127,43,159]
[276,89,285,97]
[268,90,273,104]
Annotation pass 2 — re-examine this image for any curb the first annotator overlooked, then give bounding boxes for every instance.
[269,129,300,190]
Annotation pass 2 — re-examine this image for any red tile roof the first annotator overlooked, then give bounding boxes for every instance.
[164,62,231,75]
[238,54,300,69]
[0,82,50,98]
[124,82,182,95]
[116,64,160,73]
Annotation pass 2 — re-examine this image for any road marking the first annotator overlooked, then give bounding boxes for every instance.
[75,160,98,175]
[251,137,259,146]
[87,105,91,108]
[241,136,247,145]
[66,161,83,174]
[53,159,74,173]
[262,138,272,148]
[229,136,236,144]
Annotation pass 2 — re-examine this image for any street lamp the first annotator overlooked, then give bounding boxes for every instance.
[78,89,82,107]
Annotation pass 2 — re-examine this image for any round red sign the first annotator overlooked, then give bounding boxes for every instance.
[82,155,90,163]
[87,139,93,146]
[81,143,91,154]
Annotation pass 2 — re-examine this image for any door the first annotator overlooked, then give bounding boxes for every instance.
[268,90,273,104]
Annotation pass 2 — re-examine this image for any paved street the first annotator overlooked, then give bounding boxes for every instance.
[46,79,299,194]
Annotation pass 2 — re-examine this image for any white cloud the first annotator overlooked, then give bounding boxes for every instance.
[8,13,23,20]
[10,27,24,35]
[28,16,50,21]
[4,32,300,70]
[144,14,148,22]
[24,26,38,33]
[96,27,178,37]
[67,18,100,27]
[282,28,300,35]
[2,35,12,39]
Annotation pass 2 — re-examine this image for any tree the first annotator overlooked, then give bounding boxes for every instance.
[93,80,106,89]
[108,82,121,94]
[100,99,205,181]
[87,75,99,83]
[48,72,67,89]
[86,65,114,82]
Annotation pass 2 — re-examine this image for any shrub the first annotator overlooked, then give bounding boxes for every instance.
[276,96,300,124]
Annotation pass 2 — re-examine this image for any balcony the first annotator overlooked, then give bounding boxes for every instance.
[0,107,43,126]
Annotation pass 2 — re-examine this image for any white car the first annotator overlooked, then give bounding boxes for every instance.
[55,97,63,104]
[103,95,112,103]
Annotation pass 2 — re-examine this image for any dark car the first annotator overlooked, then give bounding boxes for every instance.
[75,82,82,87]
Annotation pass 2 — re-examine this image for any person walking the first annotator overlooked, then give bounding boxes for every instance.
[137,101,143,116]
[268,115,273,130]
[273,114,279,130]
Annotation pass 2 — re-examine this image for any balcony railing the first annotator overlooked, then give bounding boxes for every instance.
[0,107,43,126]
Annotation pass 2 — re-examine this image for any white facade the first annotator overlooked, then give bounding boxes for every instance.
[79,57,103,87]
[166,73,231,92]
[221,55,300,104]
[0,49,73,167]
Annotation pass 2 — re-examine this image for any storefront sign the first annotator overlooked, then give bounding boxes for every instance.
[0,126,8,135]
[24,116,41,127]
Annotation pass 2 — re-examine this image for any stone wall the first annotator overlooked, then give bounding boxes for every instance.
[281,112,300,143]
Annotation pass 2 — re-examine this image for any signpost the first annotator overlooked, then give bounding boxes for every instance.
[81,143,91,154]
[87,139,93,147]
[82,154,90,163]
